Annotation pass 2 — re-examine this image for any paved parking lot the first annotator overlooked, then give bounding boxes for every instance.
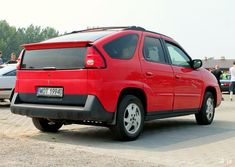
[0,95,235,167]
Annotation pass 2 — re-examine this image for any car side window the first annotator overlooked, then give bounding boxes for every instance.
[103,34,138,59]
[166,42,191,68]
[143,36,166,63]
[3,70,16,76]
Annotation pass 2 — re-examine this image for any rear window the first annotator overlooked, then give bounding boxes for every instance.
[21,48,87,70]
[103,34,138,59]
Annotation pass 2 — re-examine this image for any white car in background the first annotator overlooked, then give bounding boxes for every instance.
[0,64,17,101]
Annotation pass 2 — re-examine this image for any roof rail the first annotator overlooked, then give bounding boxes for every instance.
[68,26,172,39]
[124,26,146,31]
[127,27,172,39]
[145,30,173,40]
[70,26,146,34]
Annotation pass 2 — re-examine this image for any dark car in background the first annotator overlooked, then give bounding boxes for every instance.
[220,74,235,93]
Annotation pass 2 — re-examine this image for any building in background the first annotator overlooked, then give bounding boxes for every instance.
[202,57,235,72]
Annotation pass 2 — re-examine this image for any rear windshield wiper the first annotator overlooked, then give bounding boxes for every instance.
[43,67,56,70]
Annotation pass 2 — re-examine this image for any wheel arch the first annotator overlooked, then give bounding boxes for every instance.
[204,87,217,107]
[9,88,15,102]
[111,88,146,140]
[118,87,147,114]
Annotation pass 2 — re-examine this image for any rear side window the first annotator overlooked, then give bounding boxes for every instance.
[21,48,87,70]
[143,37,166,63]
[103,34,138,59]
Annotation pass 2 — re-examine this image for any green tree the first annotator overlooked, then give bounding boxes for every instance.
[0,20,17,62]
[0,20,59,62]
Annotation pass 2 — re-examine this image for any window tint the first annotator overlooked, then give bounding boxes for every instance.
[21,48,87,70]
[166,43,191,68]
[103,34,138,59]
[143,37,165,63]
[4,70,16,76]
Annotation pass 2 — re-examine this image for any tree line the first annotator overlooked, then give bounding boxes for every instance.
[0,20,60,62]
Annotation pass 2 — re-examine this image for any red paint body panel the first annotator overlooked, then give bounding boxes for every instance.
[171,66,203,110]
[139,32,174,112]
[16,70,88,94]
[200,68,222,107]
[90,31,144,112]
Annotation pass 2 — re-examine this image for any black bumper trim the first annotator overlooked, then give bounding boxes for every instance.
[18,93,87,106]
[10,93,114,123]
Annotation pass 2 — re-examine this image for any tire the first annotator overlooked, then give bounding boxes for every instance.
[32,117,63,132]
[195,92,215,125]
[111,95,144,141]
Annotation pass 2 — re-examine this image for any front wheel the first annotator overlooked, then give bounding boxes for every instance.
[195,92,215,125]
[111,95,144,141]
[32,117,63,132]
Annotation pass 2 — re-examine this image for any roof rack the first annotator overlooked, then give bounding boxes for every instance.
[69,26,172,39]
[70,26,146,34]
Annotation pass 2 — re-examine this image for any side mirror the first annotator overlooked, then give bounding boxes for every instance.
[191,59,202,69]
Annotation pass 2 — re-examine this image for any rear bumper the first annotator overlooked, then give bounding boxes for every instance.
[10,93,114,123]
[221,85,235,93]
[221,85,229,92]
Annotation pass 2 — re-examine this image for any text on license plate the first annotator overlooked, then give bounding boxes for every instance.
[37,87,63,97]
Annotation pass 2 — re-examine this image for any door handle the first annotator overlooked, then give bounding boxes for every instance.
[175,74,181,79]
[146,72,153,76]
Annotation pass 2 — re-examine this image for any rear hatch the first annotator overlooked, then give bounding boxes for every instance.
[16,30,114,106]
[17,42,89,106]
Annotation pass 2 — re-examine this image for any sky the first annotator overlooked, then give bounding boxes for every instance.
[0,0,235,59]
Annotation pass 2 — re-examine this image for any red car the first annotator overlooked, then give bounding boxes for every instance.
[11,26,221,141]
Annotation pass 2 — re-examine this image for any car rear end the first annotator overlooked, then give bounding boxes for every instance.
[0,65,16,100]
[220,79,230,92]
[220,75,234,93]
[11,30,116,123]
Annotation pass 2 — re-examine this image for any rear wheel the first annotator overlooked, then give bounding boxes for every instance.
[111,95,144,141]
[195,92,215,125]
[32,117,63,132]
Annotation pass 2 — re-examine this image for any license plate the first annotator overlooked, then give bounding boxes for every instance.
[37,87,63,97]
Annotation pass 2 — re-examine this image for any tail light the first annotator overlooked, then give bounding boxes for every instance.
[16,50,24,70]
[85,47,106,69]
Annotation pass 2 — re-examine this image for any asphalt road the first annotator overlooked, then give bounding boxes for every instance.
[0,95,235,167]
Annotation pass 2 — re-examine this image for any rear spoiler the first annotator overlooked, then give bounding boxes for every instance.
[22,41,93,50]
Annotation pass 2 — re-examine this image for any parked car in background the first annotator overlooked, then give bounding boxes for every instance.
[220,74,235,93]
[11,26,221,141]
[0,64,17,101]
